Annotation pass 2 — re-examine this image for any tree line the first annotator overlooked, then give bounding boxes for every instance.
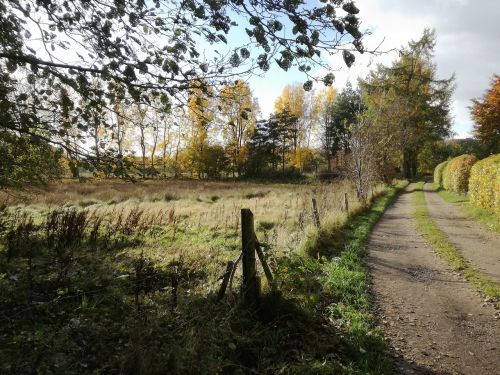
[0,0,365,187]
[1,0,497,189]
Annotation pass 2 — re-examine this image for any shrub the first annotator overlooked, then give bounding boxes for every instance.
[442,154,478,194]
[469,154,500,213]
[433,160,449,188]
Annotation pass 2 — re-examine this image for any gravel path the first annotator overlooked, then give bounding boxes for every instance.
[423,183,500,282]
[367,184,500,374]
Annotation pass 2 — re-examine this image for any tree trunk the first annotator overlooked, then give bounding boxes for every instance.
[411,153,418,179]
[282,148,285,177]
[402,148,417,179]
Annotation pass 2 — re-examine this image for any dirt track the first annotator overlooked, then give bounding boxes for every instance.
[367,184,500,374]
[423,183,500,282]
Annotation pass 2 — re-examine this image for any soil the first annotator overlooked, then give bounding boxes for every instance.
[423,183,500,282]
[367,184,500,375]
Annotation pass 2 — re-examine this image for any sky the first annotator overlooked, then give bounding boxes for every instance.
[248,0,499,138]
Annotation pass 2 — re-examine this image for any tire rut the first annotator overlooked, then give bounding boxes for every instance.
[423,183,500,282]
[367,184,500,375]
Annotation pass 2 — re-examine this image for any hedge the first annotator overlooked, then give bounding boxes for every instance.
[469,154,500,213]
[442,154,478,194]
[433,160,449,188]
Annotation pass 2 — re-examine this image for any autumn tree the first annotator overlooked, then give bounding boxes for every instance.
[187,81,215,178]
[218,80,258,177]
[149,118,161,170]
[360,29,454,179]
[58,87,80,178]
[0,78,64,187]
[347,114,377,202]
[160,115,173,174]
[359,89,403,181]
[167,110,191,178]
[271,108,299,176]
[109,81,131,158]
[132,104,149,174]
[274,84,306,168]
[84,83,109,164]
[303,88,323,149]
[470,75,500,154]
[321,84,361,171]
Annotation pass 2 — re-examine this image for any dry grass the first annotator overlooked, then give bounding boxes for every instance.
[2,179,385,260]
[1,178,388,298]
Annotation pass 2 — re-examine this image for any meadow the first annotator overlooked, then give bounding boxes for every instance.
[0,178,388,374]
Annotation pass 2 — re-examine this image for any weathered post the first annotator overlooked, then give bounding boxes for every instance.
[343,193,349,213]
[241,209,259,304]
[311,198,321,228]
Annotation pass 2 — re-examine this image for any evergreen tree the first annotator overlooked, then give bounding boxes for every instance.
[360,29,454,179]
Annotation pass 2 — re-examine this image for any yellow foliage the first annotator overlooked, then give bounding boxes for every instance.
[433,160,449,187]
[274,83,305,119]
[187,81,214,145]
[442,154,478,194]
[289,147,319,170]
[218,80,257,173]
[468,154,500,213]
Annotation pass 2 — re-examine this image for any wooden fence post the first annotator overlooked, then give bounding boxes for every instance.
[311,198,321,228]
[343,193,349,213]
[241,209,260,304]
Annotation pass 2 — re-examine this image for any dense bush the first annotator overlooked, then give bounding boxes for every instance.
[433,160,449,188]
[469,154,500,213]
[442,154,478,194]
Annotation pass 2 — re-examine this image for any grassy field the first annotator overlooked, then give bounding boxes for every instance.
[0,178,393,374]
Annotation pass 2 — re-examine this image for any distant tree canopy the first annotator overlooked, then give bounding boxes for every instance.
[0,0,367,186]
[470,75,500,155]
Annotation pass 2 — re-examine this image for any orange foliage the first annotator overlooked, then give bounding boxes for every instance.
[471,75,500,153]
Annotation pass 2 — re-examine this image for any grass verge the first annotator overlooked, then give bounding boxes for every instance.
[413,181,500,304]
[432,183,500,233]
[289,180,408,374]
[323,180,409,373]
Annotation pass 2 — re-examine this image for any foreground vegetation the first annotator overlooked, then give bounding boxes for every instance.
[412,182,500,305]
[0,178,405,373]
